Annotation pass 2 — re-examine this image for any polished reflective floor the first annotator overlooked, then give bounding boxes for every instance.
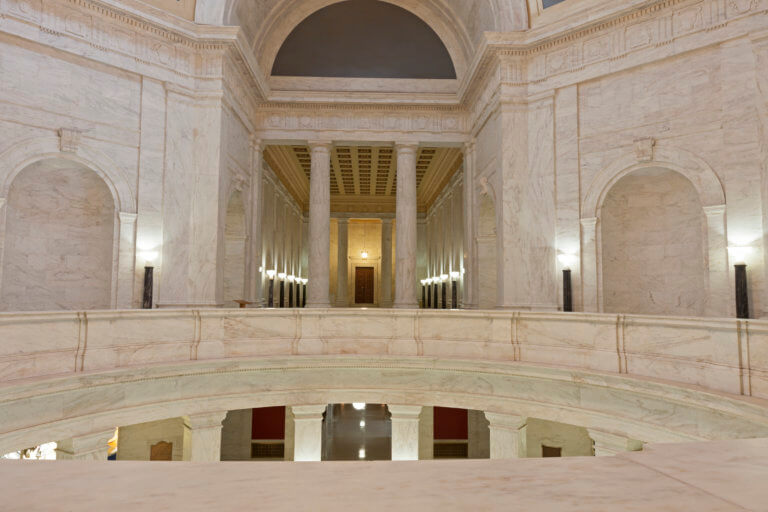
[322,404,391,461]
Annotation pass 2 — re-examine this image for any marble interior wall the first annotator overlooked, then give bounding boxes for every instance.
[117,418,186,461]
[601,168,707,316]
[223,191,247,306]
[525,418,593,458]
[0,159,115,311]
[221,409,252,461]
[477,193,497,309]
[577,45,765,316]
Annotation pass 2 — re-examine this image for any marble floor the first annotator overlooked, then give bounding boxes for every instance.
[1,438,766,511]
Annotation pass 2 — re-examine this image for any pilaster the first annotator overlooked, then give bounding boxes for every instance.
[388,405,421,461]
[292,404,327,461]
[182,411,227,462]
[484,412,527,459]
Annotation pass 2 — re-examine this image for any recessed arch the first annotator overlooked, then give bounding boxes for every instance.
[272,0,456,79]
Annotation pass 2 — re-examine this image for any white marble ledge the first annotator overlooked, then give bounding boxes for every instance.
[1,437,766,511]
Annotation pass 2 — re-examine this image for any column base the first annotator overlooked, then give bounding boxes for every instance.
[392,302,419,309]
[305,303,332,309]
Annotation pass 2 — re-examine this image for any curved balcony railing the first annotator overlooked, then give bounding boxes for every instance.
[0,308,765,400]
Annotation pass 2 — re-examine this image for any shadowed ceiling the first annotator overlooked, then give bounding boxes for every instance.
[265,145,463,214]
[271,0,456,78]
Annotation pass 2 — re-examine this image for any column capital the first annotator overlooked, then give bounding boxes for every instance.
[184,411,228,430]
[587,428,643,456]
[381,218,393,226]
[394,142,419,154]
[580,217,598,230]
[463,139,477,153]
[308,140,333,152]
[336,217,349,226]
[249,136,263,151]
[484,412,527,431]
[703,204,727,217]
[388,405,422,420]
[292,404,327,420]
[56,429,114,460]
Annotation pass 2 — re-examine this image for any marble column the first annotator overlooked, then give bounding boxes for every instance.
[394,143,419,309]
[182,411,227,462]
[388,405,421,461]
[704,205,731,316]
[292,405,327,461]
[484,412,527,459]
[116,212,137,309]
[335,218,349,307]
[381,219,394,308]
[307,142,332,308]
[587,429,643,456]
[56,429,114,460]
[418,406,434,460]
[753,33,768,318]
[462,141,478,309]
[580,217,599,312]
[249,139,265,306]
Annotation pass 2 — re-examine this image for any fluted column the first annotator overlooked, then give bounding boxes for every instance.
[335,218,349,307]
[249,139,265,306]
[182,411,227,462]
[388,405,421,461]
[56,429,114,460]
[307,141,332,308]
[381,219,393,307]
[292,405,327,461]
[484,412,527,459]
[394,143,419,308]
[462,140,477,309]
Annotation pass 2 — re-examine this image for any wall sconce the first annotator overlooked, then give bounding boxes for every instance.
[266,270,276,308]
[361,250,369,259]
[278,273,287,308]
[728,246,752,319]
[450,271,460,309]
[557,253,577,313]
[287,275,295,307]
[140,250,158,309]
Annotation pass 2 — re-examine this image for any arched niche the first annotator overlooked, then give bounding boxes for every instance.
[600,167,706,316]
[0,158,115,311]
[477,191,497,309]
[223,189,247,306]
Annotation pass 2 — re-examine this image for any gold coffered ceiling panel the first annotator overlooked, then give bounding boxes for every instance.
[265,145,462,214]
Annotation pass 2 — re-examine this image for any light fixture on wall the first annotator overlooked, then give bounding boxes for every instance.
[420,279,427,308]
[140,249,158,309]
[450,271,460,309]
[558,253,578,313]
[360,222,369,259]
[266,270,276,308]
[278,273,287,308]
[440,274,449,310]
[287,275,295,307]
[728,245,752,319]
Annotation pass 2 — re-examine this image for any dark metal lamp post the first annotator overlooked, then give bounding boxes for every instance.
[266,270,276,308]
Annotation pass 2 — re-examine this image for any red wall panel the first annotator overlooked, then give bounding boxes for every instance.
[252,406,286,440]
[433,407,468,440]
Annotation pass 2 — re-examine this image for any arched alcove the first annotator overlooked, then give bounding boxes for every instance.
[477,193,497,309]
[600,167,707,316]
[0,158,115,311]
[223,190,247,306]
[271,0,456,78]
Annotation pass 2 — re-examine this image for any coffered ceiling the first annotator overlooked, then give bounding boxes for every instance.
[264,145,463,214]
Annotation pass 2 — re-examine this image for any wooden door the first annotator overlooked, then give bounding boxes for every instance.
[355,267,375,304]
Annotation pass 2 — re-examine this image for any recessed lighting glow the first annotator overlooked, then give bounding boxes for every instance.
[352,402,366,411]
[360,420,366,428]
[358,448,366,459]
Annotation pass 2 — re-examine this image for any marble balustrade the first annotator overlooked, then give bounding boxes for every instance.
[0,309,766,400]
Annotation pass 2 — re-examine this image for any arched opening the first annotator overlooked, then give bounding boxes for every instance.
[600,167,707,316]
[0,158,115,311]
[477,193,497,309]
[271,0,456,78]
[223,190,247,306]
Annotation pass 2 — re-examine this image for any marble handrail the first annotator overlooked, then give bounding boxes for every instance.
[0,309,765,399]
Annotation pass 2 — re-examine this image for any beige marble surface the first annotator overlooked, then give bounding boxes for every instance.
[1,437,767,511]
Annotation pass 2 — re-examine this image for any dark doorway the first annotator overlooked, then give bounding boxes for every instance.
[542,445,563,457]
[355,267,375,304]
